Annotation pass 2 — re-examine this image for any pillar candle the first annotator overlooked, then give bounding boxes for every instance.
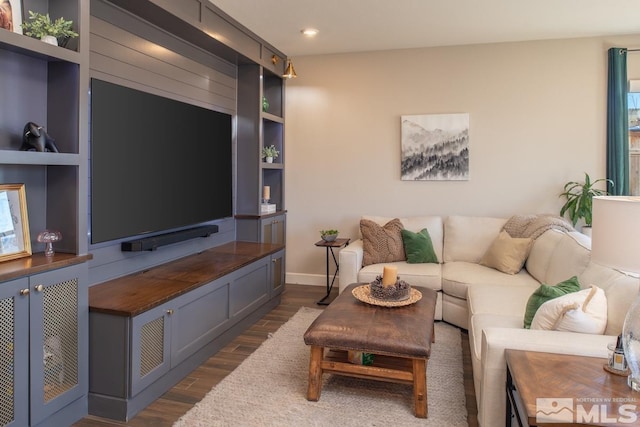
[263,185,270,200]
[381,265,398,287]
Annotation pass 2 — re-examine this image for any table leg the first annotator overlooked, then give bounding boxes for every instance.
[317,247,337,305]
[413,358,428,418]
[307,345,324,401]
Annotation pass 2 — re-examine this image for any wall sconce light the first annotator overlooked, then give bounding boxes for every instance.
[282,59,297,79]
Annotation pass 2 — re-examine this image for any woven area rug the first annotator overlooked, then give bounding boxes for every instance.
[174,307,467,427]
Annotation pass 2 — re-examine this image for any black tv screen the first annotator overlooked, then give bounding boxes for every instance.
[90,78,233,244]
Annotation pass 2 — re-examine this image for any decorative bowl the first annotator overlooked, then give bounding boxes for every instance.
[321,234,338,242]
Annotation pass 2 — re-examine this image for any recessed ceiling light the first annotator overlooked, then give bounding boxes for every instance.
[301,28,319,37]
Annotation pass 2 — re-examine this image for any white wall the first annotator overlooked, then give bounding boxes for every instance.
[284,34,640,286]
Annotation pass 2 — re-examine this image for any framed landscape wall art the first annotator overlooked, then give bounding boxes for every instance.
[401,113,470,181]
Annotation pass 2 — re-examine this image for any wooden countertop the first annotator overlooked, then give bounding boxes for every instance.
[0,252,93,282]
[89,241,284,317]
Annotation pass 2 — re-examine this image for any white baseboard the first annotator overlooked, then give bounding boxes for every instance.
[285,272,332,287]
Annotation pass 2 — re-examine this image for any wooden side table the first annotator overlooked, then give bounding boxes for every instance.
[314,238,350,305]
[506,349,636,427]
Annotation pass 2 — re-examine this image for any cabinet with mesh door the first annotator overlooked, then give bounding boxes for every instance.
[0,262,87,427]
[0,277,29,427]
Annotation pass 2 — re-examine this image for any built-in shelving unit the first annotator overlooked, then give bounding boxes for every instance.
[236,65,287,249]
[0,1,90,425]
[237,67,286,212]
[0,0,87,256]
[1,0,289,423]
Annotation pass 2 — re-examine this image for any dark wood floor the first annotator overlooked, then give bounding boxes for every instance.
[74,284,478,426]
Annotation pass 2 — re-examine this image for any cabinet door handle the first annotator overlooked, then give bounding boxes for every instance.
[19,289,30,296]
[34,285,44,292]
[272,259,276,263]
[166,309,174,316]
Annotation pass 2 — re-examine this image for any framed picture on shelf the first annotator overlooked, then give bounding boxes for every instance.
[0,0,22,34]
[0,183,31,262]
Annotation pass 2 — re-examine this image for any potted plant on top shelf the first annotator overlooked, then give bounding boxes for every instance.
[261,145,279,163]
[559,172,612,236]
[21,10,78,47]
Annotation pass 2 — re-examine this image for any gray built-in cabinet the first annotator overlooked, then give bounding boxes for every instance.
[1,0,288,425]
[0,257,89,427]
[0,0,91,424]
[88,242,283,421]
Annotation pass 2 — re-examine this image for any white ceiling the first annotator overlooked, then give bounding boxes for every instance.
[208,0,640,57]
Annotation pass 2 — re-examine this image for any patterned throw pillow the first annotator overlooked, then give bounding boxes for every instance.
[360,218,405,266]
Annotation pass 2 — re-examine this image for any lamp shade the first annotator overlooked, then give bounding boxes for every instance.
[591,196,640,273]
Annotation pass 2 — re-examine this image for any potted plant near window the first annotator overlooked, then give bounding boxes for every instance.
[21,11,78,46]
[559,172,612,236]
[261,145,279,163]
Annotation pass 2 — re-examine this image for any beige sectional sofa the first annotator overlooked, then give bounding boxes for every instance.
[338,215,640,427]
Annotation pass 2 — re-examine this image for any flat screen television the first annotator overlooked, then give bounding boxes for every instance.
[90,78,233,245]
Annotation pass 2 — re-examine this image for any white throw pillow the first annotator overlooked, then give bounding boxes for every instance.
[530,285,607,334]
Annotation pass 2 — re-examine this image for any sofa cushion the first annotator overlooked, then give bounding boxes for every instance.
[523,276,581,328]
[480,231,533,274]
[526,230,591,285]
[578,263,640,335]
[360,218,405,266]
[531,285,607,334]
[443,216,507,263]
[358,261,442,291]
[443,262,538,300]
[467,282,540,318]
[401,228,438,264]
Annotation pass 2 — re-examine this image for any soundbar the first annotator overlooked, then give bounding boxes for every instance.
[121,225,219,251]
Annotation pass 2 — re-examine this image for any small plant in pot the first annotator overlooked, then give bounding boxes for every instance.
[320,229,339,242]
[559,172,612,234]
[21,11,78,46]
[261,145,279,163]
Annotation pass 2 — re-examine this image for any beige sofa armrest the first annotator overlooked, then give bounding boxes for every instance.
[338,239,363,293]
[477,327,613,427]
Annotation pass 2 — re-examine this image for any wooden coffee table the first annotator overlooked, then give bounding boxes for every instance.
[303,283,437,418]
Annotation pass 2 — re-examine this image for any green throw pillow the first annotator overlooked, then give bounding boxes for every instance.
[401,228,438,264]
[523,276,581,329]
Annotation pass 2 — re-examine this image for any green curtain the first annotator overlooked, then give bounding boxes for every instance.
[607,47,629,195]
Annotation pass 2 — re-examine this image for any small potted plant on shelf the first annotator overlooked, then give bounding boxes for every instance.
[261,145,279,163]
[320,229,339,242]
[21,10,78,46]
[559,172,612,236]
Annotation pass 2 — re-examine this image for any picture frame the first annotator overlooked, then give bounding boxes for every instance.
[401,113,470,181]
[0,183,32,262]
[0,0,22,34]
